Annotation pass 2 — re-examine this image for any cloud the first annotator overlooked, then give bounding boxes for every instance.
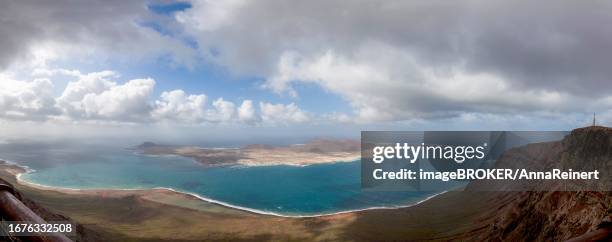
[56,71,155,122]
[0,77,59,120]
[266,49,597,122]
[259,102,310,124]
[56,71,119,117]
[0,0,196,70]
[176,0,246,32]
[55,73,248,124]
[7,69,311,125]
[153,90,207,123]
[80,78,155,121]
[206,98,236,122]
[177,0,612,122]
[237,100,257,123]
[4,0,609,127]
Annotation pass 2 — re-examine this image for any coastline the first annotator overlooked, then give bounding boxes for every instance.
[1,159,445,218]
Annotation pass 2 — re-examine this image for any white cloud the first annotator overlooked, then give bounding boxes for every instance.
[237,100,257,123]
[54,70,155,122]
[152,92,308,125]
[152,90,207,123]
[0,77,59,120]
[0,68,319,126]
[55,71,156,122]
[259,102,310,124]
[80,78,155,121]
[206,98,236,122]
[56,71,118,117]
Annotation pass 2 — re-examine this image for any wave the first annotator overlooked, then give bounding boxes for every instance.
[1,158,36,173]
[3,157,446,218]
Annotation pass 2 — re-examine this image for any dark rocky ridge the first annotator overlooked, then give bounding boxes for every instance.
[561,126,612,187]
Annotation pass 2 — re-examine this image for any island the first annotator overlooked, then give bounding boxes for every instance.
[133,139,361,166]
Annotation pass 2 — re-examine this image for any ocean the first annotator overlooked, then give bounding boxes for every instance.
[0,141,436,216]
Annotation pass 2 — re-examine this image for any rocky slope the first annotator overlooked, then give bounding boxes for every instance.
[0,175,99,241]
[463,126,612,241]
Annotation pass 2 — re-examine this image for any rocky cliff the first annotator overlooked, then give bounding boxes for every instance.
[464,126,612,241]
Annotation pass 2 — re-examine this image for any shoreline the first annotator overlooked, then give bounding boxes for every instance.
[2,158,446,218]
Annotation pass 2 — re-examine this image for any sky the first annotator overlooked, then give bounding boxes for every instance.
[1,0,611,141]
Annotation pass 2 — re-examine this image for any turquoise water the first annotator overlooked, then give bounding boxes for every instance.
[1,143,434,216]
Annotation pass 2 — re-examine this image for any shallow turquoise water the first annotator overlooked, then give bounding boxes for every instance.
[1,143,433,216]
